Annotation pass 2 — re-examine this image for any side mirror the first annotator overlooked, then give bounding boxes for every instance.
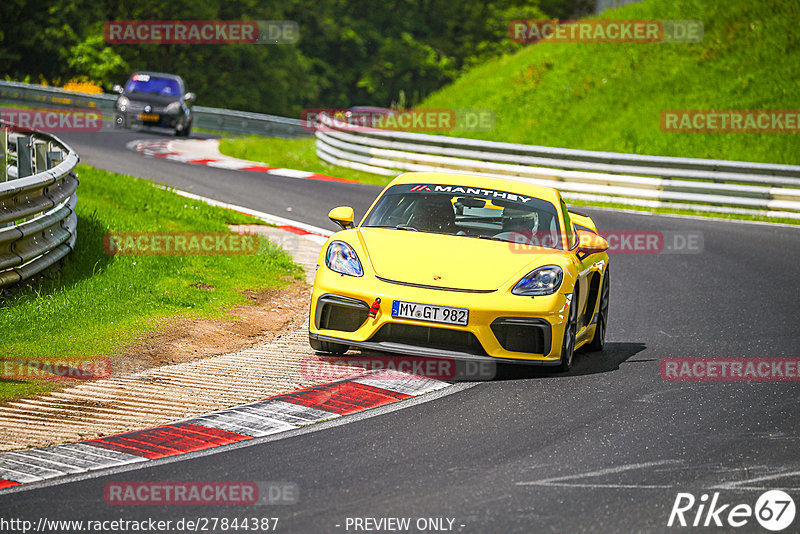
[184,92,196,103]
[328,206,354,231]
[577,230,608,258]
[112,85,124,94]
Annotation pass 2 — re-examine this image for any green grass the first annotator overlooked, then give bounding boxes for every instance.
[420,0,800,164]
[0,164,303,401]
[218,136,395,186]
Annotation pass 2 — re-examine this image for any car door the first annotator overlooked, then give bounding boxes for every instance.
[560,198,594,332]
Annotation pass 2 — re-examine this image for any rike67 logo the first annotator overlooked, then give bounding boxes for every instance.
[668,491,795,531]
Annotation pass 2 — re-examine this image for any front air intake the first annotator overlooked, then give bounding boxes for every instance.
[315,295,370,332]
[490,317,552,355]
[370,323,487,355]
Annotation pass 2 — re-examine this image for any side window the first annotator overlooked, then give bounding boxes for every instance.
[560,199,576,249]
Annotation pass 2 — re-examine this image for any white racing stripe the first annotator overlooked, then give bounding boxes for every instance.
[0,444,148,484]
[56,443,148,464]
[2,452,88,474]
[0,458,66,481]
[11,448,124,471]
[190,413,296,437]
[355,374,453,396]
[229,400,337,426]
[270,168,315,178]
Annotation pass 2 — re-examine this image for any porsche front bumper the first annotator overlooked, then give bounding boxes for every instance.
[309,267,573,365]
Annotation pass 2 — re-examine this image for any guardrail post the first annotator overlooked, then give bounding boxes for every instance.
[46,150,63,169]
[0,127,7,182]
[16,135,33,178]
[34,139,48,173]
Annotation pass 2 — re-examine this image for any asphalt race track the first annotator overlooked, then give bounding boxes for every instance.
[3,126,800,533]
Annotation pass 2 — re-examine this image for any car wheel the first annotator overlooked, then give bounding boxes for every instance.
[557,291,578,372]
[586,269,609,352]
[309,336,349,355]
[586,269,610,352]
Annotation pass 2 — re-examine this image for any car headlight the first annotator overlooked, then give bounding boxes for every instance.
[164,101,181,114]
[512,265,563,296]
[325,241,364,277]
[116,96,129,111]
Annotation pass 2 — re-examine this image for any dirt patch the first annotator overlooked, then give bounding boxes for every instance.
[109,281,311,376]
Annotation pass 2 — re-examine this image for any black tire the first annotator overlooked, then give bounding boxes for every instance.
[309,336,349,355]
[557,289,579,372]
[585,269,610,352]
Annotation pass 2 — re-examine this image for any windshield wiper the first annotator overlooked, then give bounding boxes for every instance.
[473,234,508,242]
[362,224,420,231]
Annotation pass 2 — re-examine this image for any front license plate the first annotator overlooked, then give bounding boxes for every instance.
[391,300,469,326]
[138,113,159,122]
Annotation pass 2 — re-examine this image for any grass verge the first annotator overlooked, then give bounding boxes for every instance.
[0,164,303,401]
[419,0,800,165]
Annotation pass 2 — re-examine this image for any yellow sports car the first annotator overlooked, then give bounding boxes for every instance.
[308,172,610,371]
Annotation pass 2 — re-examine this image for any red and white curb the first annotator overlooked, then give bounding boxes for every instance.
[0,370,451,490]
[128,138,357,183]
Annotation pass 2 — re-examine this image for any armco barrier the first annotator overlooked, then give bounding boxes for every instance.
[4,81,798,220]
[0,121,79,288]
[314,114,800,220]
[0,80,309,138]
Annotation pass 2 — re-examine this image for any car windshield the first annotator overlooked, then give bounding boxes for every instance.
[125,74,181,96]
[362,183,563,249]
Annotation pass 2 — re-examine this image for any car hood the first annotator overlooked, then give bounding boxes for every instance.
[358,228,550,291]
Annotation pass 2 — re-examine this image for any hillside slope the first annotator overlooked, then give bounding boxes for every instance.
[420,0,800,164]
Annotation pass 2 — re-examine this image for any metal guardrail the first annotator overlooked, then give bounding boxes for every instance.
[5,80,799,220]
[192,106,308,137]
[315,114,800,220]
[0,80,310,138]
[0,121,79,288]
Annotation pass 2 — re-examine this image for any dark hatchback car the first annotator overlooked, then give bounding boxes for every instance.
[113,72,195,136]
